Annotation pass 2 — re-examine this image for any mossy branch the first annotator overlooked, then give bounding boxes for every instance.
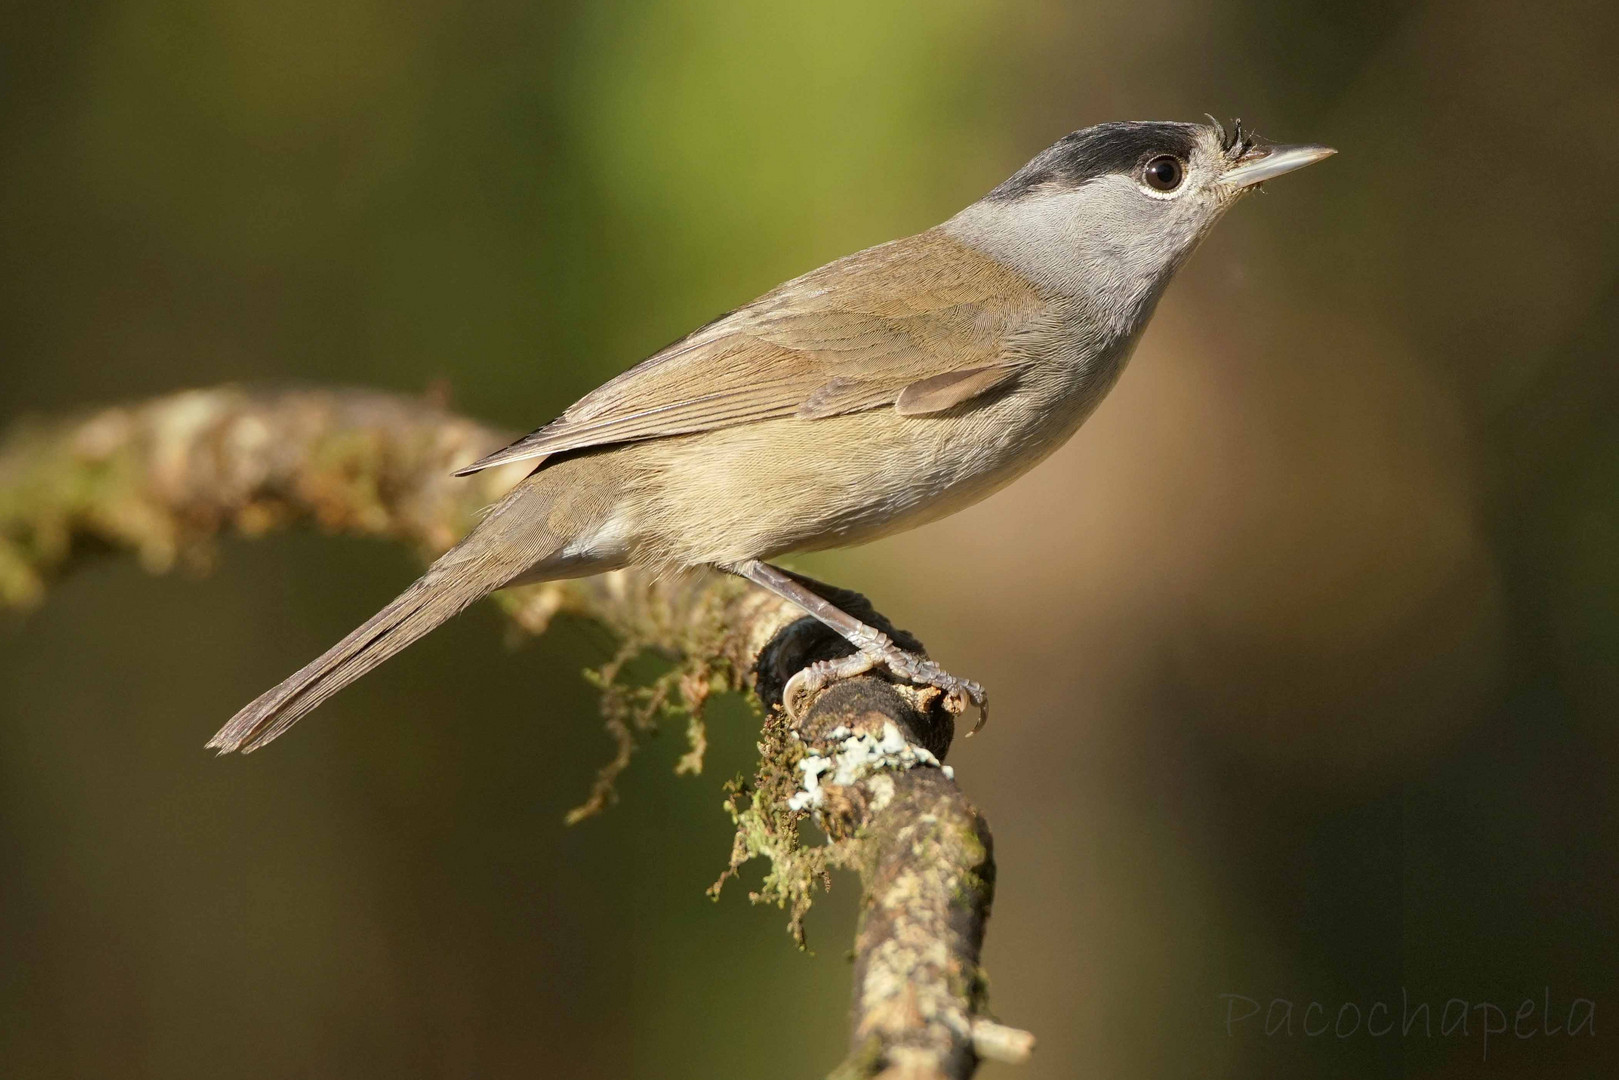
[0,386,1030,1079]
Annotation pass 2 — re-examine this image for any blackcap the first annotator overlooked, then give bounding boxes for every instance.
[209,118,1334,753]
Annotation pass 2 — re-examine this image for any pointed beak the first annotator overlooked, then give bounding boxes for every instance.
[1223,143,1337,189]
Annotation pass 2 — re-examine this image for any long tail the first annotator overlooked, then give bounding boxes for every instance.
[206,554,509,754]
[207,465,610,755]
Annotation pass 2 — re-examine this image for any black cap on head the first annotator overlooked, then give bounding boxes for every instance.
[986,121,1206,201]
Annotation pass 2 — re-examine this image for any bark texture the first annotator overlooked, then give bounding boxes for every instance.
[0,386,1032,1079]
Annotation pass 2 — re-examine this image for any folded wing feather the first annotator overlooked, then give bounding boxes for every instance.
[454,229,1045,477]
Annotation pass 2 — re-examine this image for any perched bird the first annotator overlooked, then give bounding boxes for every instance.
[209,118,1333,754]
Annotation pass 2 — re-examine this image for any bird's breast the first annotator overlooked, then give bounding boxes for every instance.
[626,327,1136,568]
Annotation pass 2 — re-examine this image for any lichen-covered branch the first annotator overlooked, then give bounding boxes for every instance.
[0,386,1030,1079]
[769,675,1030,1080]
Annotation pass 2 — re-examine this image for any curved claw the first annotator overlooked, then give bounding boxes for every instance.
[783,669,812,720]
[953,685,990,737]
[938,678,989,736]
[783,665,817,720]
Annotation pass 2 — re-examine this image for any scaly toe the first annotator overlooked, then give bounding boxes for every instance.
[780,643,989,733]
[783,650,882,718]
[869,648,988,732]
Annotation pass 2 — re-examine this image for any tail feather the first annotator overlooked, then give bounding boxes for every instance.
[209,453,628,755]
[207,554,512,754]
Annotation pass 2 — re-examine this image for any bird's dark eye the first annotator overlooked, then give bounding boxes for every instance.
[1143,155,1185,192]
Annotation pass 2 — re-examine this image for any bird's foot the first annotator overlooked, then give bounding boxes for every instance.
[783,633,989,733]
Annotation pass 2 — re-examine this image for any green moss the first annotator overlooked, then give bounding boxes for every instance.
[0,424,171,603]
[303,429,395,532]
[707,708,860,948]
[559,603,860,946]
[562,621,738,825]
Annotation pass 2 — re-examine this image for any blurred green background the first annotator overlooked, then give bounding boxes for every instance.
[3,1,1618,1076]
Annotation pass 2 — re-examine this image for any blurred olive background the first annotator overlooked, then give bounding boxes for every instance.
[3,1,1618,1077]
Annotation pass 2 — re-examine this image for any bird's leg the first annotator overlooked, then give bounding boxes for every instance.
[723,560,988,732]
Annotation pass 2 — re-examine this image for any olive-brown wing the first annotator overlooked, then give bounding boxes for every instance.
[454,230,1045,476]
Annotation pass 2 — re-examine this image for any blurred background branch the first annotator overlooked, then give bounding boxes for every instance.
[0,386,1027,1080]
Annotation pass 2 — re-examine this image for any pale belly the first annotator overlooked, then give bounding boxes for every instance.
[624,350,1128,568]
